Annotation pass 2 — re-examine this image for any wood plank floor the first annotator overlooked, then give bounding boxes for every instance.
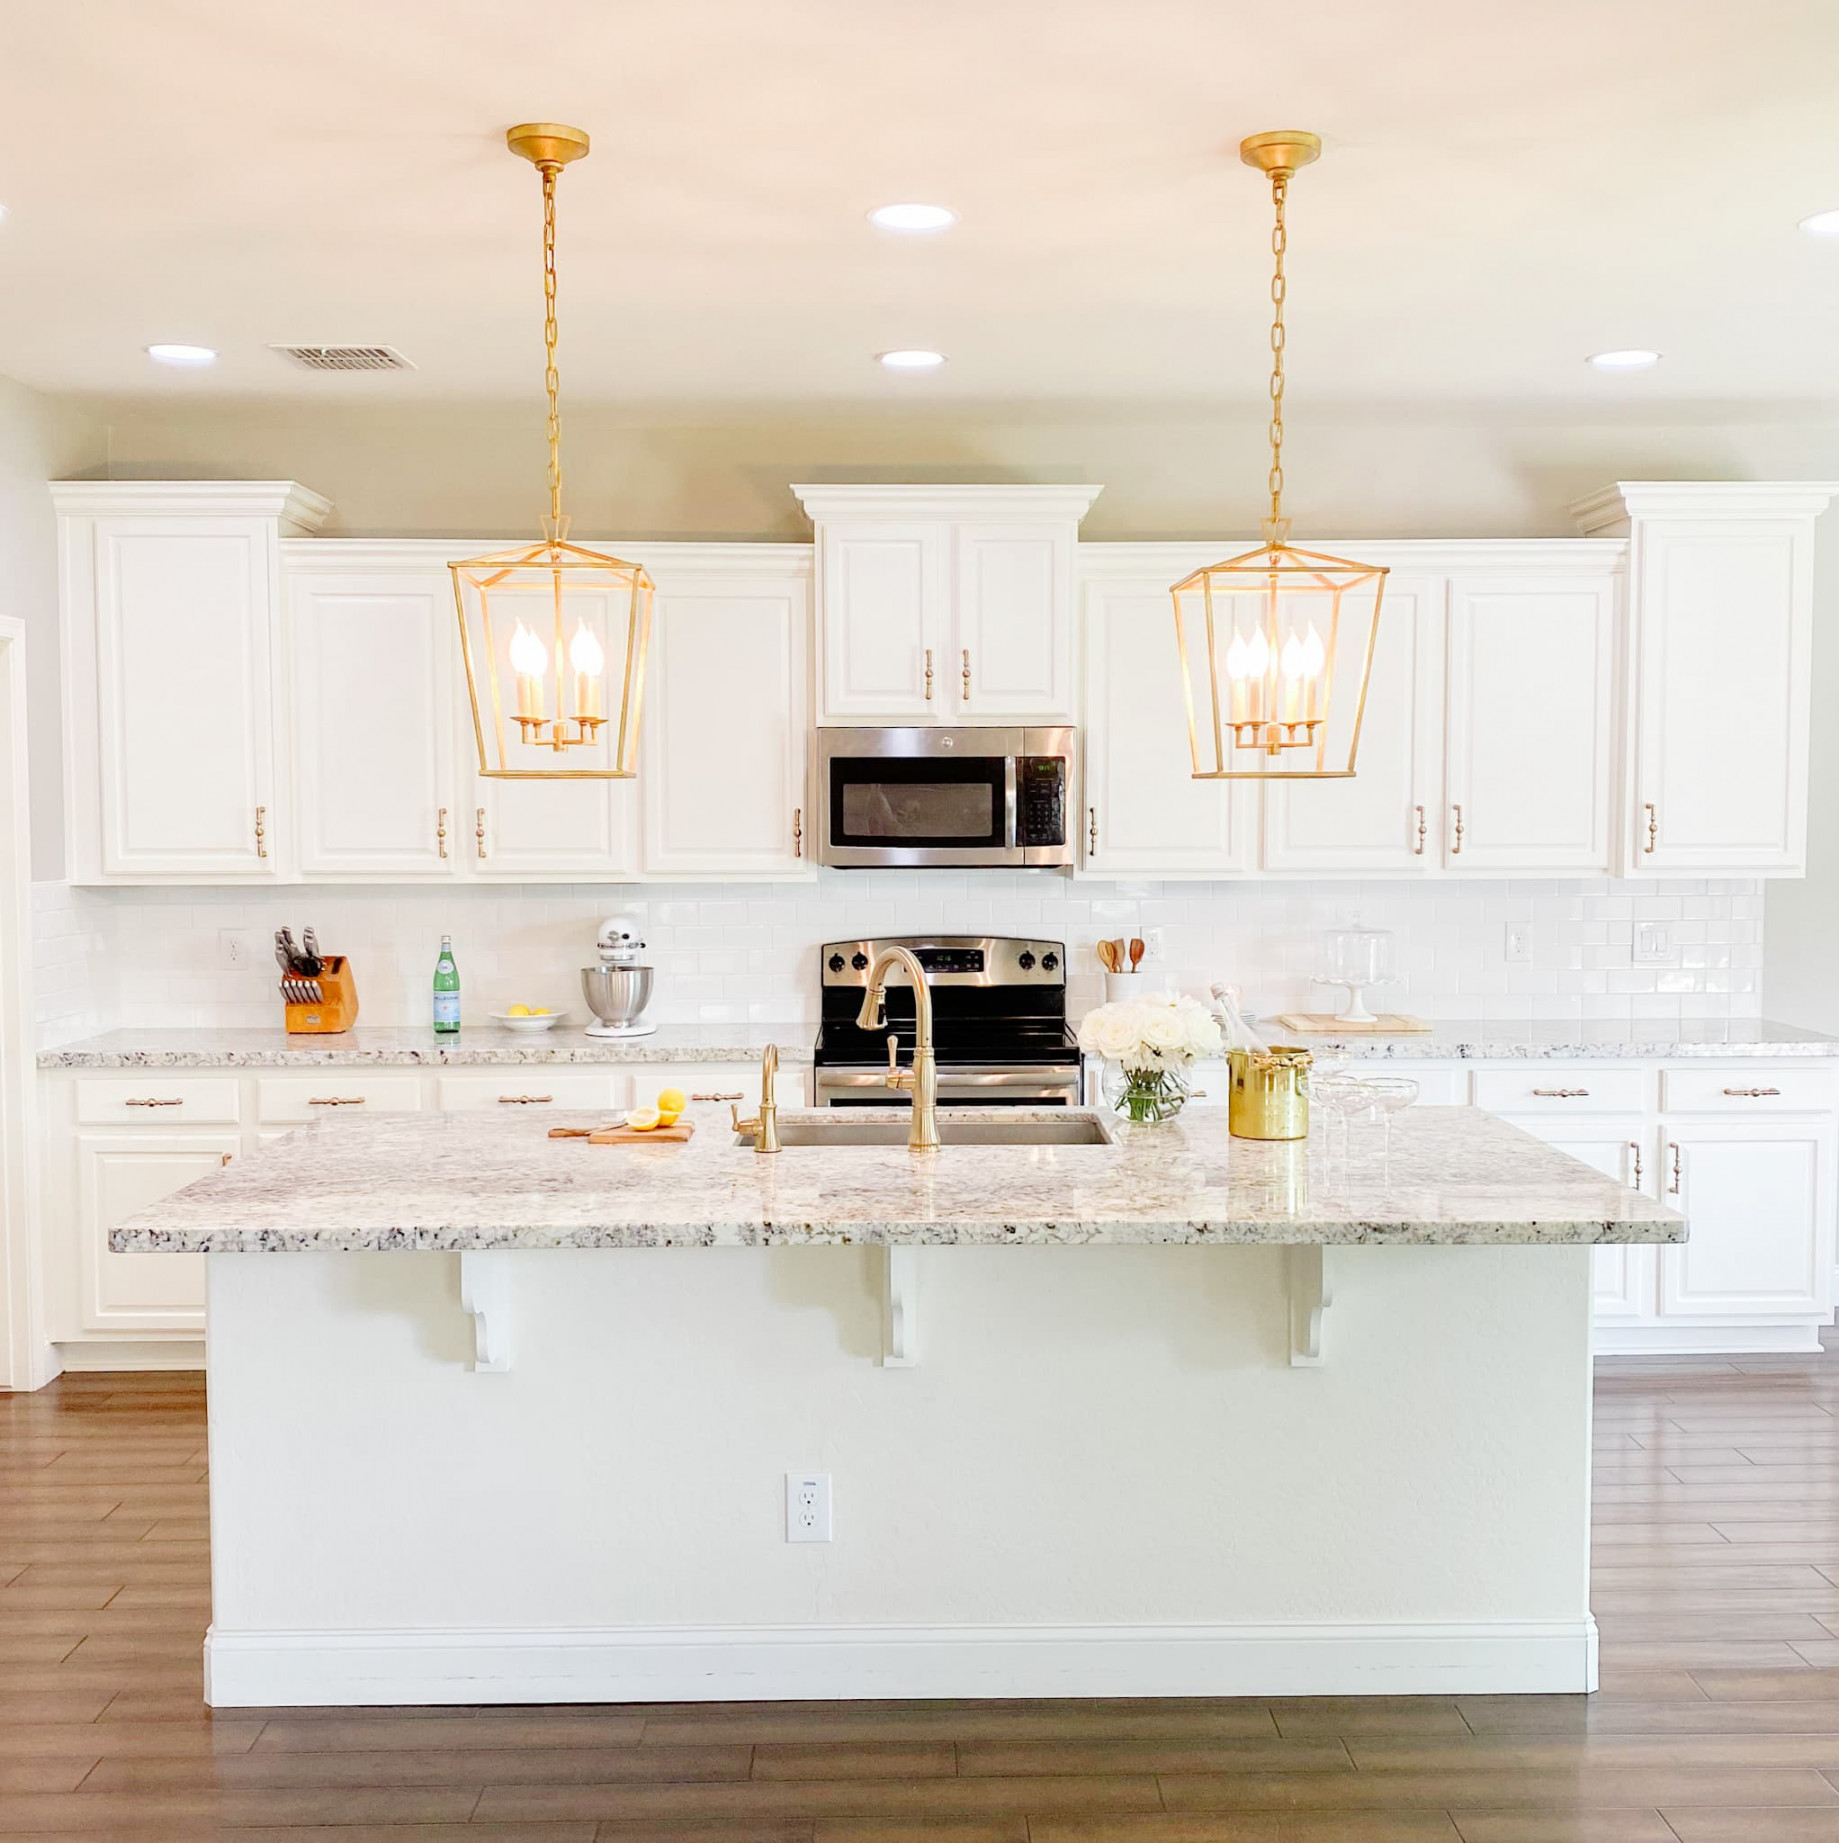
[6,1350,1839,1842]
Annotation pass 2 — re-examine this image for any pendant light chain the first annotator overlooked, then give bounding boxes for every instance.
[541,163,564,535]
[1265,169,1290,546]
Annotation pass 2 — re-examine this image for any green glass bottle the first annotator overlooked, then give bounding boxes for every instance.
[432,934,461,1035]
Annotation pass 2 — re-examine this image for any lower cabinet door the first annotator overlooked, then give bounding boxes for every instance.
[1658,1120,1836,1319]
[74,1133,238,1333]
[1498,1115,1655,1322]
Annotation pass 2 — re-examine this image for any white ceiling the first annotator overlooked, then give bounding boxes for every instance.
[2,0,1837,407]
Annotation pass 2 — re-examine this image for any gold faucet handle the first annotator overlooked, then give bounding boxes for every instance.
[731,1102,763,1135]
[885,1034,916,1090]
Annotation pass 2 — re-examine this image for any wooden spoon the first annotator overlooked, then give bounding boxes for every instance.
[1097,939,1118,973]
[1128,937,1145,970]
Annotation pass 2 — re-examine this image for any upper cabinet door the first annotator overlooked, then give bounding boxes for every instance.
[1443,574,1616,873]
[1631,521,1811,872]
[817,523,949,721]
[91,518,283,879]
[643,568,812,879]
[951,524,1075,722]
[1261,576,1445,875]
[1081,577,1252,877]
[289,569,458,878]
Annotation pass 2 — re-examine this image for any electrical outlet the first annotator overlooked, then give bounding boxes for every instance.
[1503,924,1532,965]
[1145,927,1166,962]
[218,930,258,972]
[1633,922,1675,966]
[785,1472,833,1543]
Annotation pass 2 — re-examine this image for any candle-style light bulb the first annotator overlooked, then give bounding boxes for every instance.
[1280,633,1305,722]
[1301,622,1327,720]
[569,619,605,721]
[509,620,547,723]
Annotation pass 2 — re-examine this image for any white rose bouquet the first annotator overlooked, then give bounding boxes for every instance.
[1078,993,1223,1124]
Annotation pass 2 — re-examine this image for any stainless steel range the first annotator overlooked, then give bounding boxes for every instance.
[813,935,1081,1108]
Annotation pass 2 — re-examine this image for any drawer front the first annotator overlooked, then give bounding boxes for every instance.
[75,1076,242,1126]
[257,1074,426,1124]
[1472,1067,1648,1114]
[436,1073,619,1112]
[1662,1066,1838,1115]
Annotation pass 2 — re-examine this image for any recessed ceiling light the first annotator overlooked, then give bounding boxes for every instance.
[146,343,217,368]
[1587,349,1661,371]
[877,349,946,371]
[1799,208,1839,237]
[868,202,957,233]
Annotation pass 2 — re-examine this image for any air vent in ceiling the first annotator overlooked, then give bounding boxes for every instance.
[269,344,415,373]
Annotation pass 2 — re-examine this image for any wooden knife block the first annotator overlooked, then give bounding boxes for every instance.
[283,957,360,1035]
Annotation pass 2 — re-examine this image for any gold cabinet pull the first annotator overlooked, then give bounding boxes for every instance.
[254,805,268,859]
[1723,1086,1782,1098]
[793,806,803,858]
[962,648,972,701]
[221,1152,233,1167]
[1088,806,1098,856]
[1628,1140,1642,1188]
[1532,1087,1590,1098]
[475,807,488,860]
[125,1097,183,1108]
[1450,803,1465,856]
[1413,804,1427,855]
[498,1093,553,1105]
[1644,802,1658,854]
[691,1090,745,1102]
[1668,1141,1682,1195]
[437,807,449,859]
[924,647,934,701]
[308,1096,367,1107]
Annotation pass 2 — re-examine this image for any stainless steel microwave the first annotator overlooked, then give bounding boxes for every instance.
[816,727,1076,869]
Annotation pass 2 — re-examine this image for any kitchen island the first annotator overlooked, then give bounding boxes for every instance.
[119,1102,1680,1708]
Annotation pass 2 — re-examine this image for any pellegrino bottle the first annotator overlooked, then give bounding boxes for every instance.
[432,935,461,1035]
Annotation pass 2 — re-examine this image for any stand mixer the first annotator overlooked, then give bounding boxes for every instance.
[581,915,657,1038]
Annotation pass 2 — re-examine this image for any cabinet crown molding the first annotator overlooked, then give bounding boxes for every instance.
[1571,480,1839,535]
[49,479,334,534]
[791,483,1103,525]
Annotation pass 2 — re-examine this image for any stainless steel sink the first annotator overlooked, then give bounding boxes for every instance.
[733,1113,1114,1149]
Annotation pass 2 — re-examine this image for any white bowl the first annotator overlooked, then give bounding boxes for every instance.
[489,1011,571,1033]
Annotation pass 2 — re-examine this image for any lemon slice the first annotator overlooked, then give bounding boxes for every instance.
[624,1108,663,1132]
[656,1087,687,1116]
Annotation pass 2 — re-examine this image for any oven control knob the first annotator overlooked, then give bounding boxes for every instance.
[1041,951,1059,971]
[1017,951,1036,971]
[850,952,869,971]
[828,954,846,974]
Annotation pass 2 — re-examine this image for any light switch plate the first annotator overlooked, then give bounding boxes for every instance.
[1633,922,1676,966]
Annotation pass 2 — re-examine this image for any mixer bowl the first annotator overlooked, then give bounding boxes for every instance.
[581,964,653,1029]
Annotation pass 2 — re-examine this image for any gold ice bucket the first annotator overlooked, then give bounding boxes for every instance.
[1228,1045,1313,1141]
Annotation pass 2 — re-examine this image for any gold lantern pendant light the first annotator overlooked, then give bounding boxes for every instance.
[1171,131,1387,781]
[452,123,654,781]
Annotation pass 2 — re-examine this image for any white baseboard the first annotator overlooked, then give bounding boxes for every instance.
[1594,1323,1824,1356]
[53,1339,205,1372]
[204,1616,1599,1707]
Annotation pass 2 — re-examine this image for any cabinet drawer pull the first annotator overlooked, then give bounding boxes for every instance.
[1450,803,1465,856]
[692,1090,745,1102]
[1722,1086,1781,1098]
[125,1097,183,1108]
[437,807,449,859]
[308,1096,368,1107]
[962,648,972,701]
[1668,1141,1682,1195]
[924,648,934,701]
[1644,802,1658,854]
[1629,1140,1642,1188]
[793,807,803,858]
[254,805,268,860]
[1531,1087,1590,1099]
[498,1093,553,1105]
[1088,806,1098,856]
[475,807,488,860]
[221,1152,233,1167]
[1413,804,1426,855]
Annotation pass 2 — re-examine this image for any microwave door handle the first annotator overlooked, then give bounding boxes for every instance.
[1004,756,1019,852]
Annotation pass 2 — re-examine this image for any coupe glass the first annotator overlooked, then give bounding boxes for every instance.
[1312,1075,1377,1167]
[1362,1076,1420,1168]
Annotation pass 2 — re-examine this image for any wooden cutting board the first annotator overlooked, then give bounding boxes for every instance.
[1274,1013,1433,1035]
[549,1119,697,1145]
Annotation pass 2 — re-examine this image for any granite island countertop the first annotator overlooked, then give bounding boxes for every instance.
[113,1104,1684,1254]
[1244,1018,1839,1060]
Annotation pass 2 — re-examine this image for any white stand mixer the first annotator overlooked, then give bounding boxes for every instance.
[581,915,657,1038]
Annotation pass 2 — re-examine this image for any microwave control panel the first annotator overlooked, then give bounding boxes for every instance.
[1017,756,1067,847]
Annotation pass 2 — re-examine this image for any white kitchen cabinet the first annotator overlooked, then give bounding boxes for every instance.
[1080,573,1254,876]
[796,486,1099,727]
[1573,483,1836,875]
[641,566,812,880]
[1262,576,1445,875]
[435,1073,623,1113]
[288,566,459,878]
[55,484,330,882]
[1442,573,1616,873]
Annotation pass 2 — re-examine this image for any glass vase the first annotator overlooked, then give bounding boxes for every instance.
[1101,1060,1191,1126]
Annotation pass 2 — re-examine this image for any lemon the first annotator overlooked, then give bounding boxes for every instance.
[507,1003,531,1017]
[624,1107,663,1132]
[531,1006,552,1016]
[656,1087,687,1116]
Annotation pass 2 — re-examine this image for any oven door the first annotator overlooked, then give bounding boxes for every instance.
[818,728,1022,868]
[815,1065,1082,1108]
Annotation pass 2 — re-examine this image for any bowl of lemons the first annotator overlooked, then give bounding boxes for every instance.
[490,1005,571,1033]
[621,1087,688,1133]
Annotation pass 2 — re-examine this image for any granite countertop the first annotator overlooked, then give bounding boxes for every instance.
[1245,1018,1839,1061]
[39,1024,814,1070]
[112,1104,1684,1255]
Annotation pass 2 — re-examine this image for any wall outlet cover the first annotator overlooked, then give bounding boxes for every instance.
[218,929,258,972]
[785,1472,833,1543]
[1503,924,1532,964]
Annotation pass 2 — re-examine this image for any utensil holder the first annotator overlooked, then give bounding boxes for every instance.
[283,956,359,1035]
[1104,971,1146,1002]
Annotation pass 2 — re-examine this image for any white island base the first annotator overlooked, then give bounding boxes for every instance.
[201,1241,1600,1707]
